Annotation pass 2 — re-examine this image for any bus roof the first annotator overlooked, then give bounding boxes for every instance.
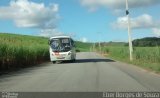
[49,36,71,40]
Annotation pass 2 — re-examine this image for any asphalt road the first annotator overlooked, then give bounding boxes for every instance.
[0,52,160,92]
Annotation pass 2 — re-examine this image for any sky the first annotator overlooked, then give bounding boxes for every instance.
[0,0,160,42]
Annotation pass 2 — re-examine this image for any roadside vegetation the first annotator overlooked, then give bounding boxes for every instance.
[2,33,159,73]
[95,38,160,73]
[102,46,160,72]
[132,37,160,47]
[0,33,91,71]
[75,41,92,52]
[0,33,49,71]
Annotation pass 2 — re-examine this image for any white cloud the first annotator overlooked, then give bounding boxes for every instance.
[80,37,88,42]
[152,28,160,37]
[80,0,160,11]
[112,14,159,29]
[39,29,64,37]
[0,0,59,29]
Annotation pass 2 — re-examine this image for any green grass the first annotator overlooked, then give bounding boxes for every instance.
[101,46,160,73]
[0,33,49,70]
[75,41,92,52]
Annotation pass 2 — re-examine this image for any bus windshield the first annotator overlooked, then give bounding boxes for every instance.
[50,38,71,52]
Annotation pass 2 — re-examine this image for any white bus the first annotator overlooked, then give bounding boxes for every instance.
[49,36,76,63]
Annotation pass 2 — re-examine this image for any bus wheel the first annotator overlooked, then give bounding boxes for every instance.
[56,61,62,64]
[71,59,76,63]
[52,61,56,64]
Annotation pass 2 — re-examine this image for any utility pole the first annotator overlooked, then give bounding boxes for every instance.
[99,41,101,53]
[126,0,133,61]
[93,42,95,51]
[98,33,102,53]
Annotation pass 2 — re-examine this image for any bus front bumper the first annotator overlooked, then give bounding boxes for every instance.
[50,52,75,61]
